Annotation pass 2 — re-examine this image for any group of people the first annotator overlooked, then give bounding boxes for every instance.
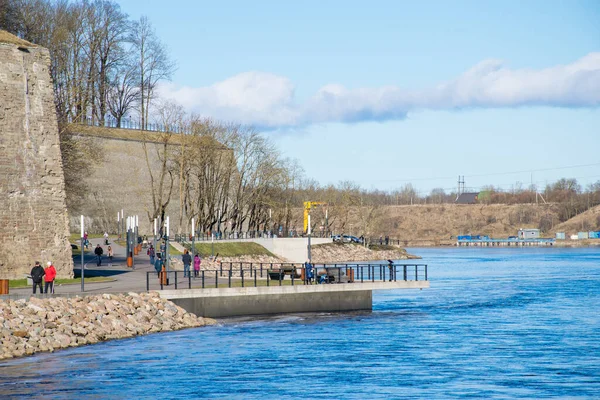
[182,250,202,278]
[30,261,57,294]
[148,245,203,279]
[94,244,113,266]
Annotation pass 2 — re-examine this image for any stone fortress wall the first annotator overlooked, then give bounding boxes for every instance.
[69,131,187,236]
[0,34,73,279]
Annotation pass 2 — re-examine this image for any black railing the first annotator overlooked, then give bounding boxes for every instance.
[173,230,334,243]
[69,115,192,134]
[145,263,427,291]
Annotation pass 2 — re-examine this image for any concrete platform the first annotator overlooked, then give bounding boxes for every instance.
[160,281,429,318]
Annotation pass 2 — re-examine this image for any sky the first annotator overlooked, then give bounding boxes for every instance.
[117,0,600,195]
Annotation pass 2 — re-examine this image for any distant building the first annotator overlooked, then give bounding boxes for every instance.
[518,228,540,239]
[455,192,479,204]
[555,232,566,240]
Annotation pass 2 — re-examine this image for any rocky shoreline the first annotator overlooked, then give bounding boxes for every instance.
[0,292,216,360]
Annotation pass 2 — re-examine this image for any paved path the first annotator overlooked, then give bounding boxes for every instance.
[9,237,179,295]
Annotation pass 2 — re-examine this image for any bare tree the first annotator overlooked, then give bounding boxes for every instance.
[130,15,175,130]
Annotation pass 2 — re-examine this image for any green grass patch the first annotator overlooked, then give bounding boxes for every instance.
[189,242,275,258]
[168,244,183,255]
[9,276,114,289]
[69,233,105,242]
[368,244,401,251]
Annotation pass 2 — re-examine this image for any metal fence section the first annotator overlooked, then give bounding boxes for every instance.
[145,263,427,291]
[173,230,334,243]
[69,115,192,135]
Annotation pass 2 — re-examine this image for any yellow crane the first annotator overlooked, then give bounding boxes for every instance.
[303,201,327,233]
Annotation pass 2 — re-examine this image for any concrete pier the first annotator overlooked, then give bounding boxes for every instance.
[160,281,429,318]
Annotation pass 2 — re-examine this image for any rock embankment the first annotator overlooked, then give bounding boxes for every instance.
[311,243,420,263]
[0,292,216,360]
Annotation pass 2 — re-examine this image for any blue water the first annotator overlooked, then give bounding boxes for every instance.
[1,248,599,399]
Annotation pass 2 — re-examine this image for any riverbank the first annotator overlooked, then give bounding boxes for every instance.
[0,292,216,360]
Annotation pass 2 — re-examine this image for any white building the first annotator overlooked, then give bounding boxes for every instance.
[518,228,540,239]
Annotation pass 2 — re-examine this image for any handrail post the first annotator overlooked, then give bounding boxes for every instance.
[174,271,178,289]
[146,272,149,292]
[202,270,205,288]
[404,265,407,281]
[254,269,257,287]
[425,265,428,281]
[188,272,191,289]
[215,271,218,288]
[241,270,244,287]
[279,271,282,286]
[228,269,232,288]
[415,265,418,281]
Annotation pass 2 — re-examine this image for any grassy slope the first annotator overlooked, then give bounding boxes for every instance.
[191,242,275,258]
[551,204,600,234]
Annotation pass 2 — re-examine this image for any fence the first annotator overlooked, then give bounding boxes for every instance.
[145,262,427,291]
[69,115,192,135]
[173,230,334,243]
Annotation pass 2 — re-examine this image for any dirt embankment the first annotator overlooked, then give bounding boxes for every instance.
[312,203,600,242]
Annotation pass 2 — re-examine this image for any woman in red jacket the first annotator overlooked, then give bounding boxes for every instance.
[44,261,57,294]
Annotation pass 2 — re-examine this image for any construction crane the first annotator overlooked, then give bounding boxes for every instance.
[303,201,327,234]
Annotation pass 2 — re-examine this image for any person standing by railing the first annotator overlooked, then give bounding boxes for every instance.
[193,254,201,278]
[304,260,313,285]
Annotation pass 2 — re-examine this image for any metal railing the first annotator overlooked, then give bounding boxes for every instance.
[145,263,427,291]
[173,230,335,243]
[68,115,192,134]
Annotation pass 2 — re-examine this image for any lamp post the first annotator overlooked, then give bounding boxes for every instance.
[117,212,120,240]
[191,217,195,260]
[121,209,124,241]
[133,215,138,269]
[153,218,157,263]
[80,215,85,292]
[307,213,312,264]
[165,216,170,283]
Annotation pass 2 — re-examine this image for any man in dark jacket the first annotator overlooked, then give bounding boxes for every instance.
[94,244,104,266]
[30,261,45,294]
[182,249,192,278]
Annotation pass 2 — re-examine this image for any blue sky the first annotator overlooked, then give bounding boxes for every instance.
[118,0,599,194]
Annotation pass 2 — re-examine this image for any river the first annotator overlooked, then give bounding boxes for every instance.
[1,247,599,399]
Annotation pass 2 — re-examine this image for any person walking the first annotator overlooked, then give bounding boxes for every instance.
[84,231,89,249]
[182,249,192,278]
[103,231,109,245]
[44,261,56,294]
[193,254,201,278]
[304,260,314,285]
[94,244,104,266]
[30,261,45,294]
[148,245,155,265]
[107,245,114,266]
[154,253,163,278]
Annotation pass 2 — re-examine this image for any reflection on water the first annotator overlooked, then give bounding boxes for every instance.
[1,248,599,399]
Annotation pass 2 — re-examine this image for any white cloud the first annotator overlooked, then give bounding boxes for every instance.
[158,53,600,129]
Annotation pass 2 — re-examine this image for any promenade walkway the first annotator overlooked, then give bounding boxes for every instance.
[9,237,162,295]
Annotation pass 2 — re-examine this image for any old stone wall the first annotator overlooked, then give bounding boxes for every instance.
[0,40,73,279]
[68,135,185,236]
